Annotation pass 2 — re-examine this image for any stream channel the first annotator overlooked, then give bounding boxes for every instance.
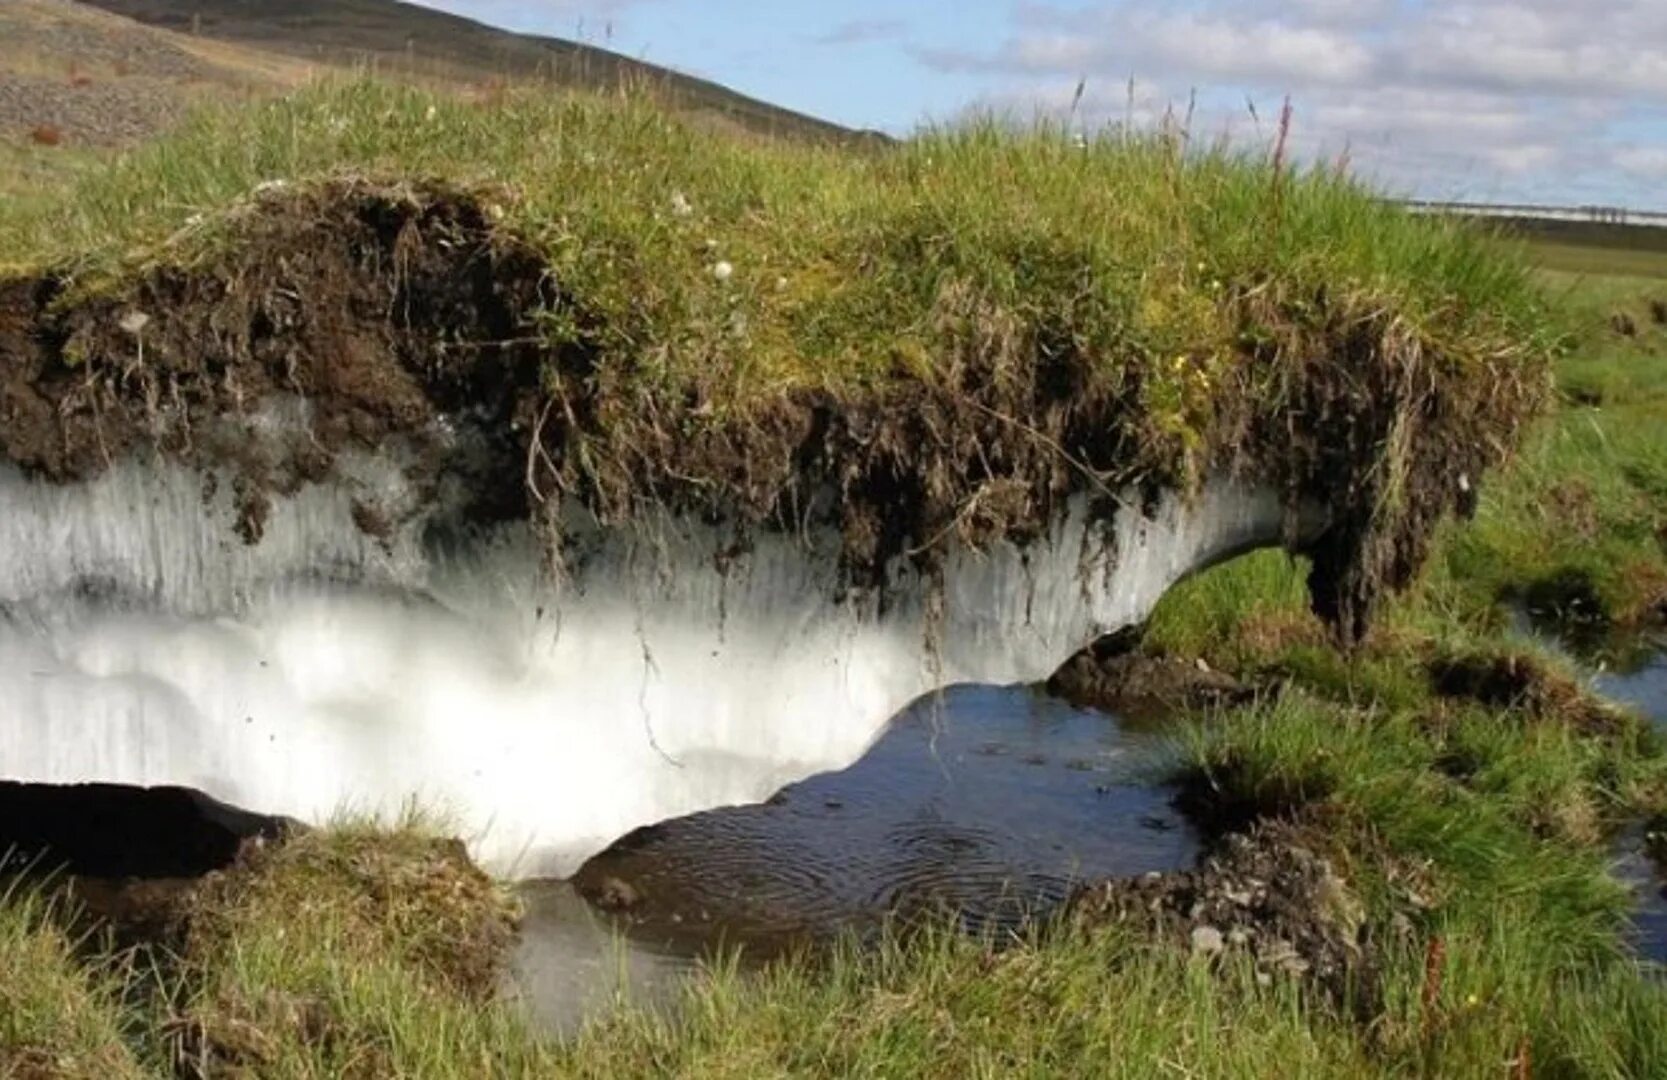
[507,628,1667,1033]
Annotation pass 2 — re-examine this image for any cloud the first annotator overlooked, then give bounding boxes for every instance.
[910,0,1667,205]
[814,19,908,47]
[1615,145,1667,178]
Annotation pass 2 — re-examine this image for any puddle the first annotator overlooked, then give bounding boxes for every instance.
[506,879,695,1037]
[1595,644,1667,725]
[507,683,1195,1030]
[1589,635,1667,963]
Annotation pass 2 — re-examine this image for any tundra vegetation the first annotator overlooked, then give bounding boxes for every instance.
[2,78,1666,1078]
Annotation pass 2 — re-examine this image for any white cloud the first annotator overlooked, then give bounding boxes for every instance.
[913,0,1667,205]
[1615,146,1667,178]
[814,19,908,47]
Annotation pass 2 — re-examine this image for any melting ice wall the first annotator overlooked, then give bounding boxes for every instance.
[0,445,1294,877]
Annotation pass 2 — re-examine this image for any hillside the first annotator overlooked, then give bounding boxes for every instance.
[0,0,309,148]
[73,0,875,143]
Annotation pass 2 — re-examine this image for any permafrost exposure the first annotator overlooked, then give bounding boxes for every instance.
[0,449,1301,877]
[0,181,1538,880]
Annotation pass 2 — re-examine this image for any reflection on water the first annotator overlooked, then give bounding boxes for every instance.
[1597,644,1667,725]
[507,684,1195,1031]
[1598,637,1667,963]
[505,880,694,1036]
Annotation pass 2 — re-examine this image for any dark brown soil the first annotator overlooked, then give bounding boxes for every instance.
[0,179,1546,638]
[1426,648,1629,735]
[1048,630,1252,717]
[1070,818,1382,1010]
[0,179,552,540]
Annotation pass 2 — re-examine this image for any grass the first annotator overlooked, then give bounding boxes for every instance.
[0,79,1551,406]
[0,880,146,1079]
[0,82,1660,1079]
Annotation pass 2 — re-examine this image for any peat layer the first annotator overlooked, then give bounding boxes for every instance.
[0,180,1547,636]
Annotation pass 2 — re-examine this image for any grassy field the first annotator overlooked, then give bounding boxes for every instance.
[1,79,1664,1078]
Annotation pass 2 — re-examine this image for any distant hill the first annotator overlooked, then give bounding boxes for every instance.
[73,0,879,144]
[0,0,310,148]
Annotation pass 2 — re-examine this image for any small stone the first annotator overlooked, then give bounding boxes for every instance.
[711,260,734,282]
[1224,888,1252,906]
[590,876,641,911]
[1195,657,1212,673]
[1190,925,1225,956]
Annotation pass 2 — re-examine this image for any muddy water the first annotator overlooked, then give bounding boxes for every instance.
[506,684,1195,1032]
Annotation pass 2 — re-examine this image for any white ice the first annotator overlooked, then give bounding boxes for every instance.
[0,454,1299,877]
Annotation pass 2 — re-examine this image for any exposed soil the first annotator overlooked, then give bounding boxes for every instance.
[1426,648,1630,735]
[1070,817,1382,1010]
[0,179,1545,638]
[0,179,552,541]
[1047,627,1253,717]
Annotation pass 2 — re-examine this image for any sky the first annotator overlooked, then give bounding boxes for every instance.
[413,1,1667,210]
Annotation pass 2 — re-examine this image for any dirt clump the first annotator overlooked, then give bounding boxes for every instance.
[1426,648,1627,735]
[0,178,553,538]
[1070,818,1377,1009]
[1047,628,1252,717]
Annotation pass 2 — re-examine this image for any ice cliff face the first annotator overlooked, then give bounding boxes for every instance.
[0,450,1298,877]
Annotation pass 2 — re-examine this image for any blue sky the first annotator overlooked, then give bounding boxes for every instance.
[415,1,1667,210]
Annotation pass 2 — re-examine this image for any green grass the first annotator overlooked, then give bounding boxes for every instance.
[0,78,1552,414]
[1145,271,1667,659]
[0,880,146,1079]
[0,82,1658,1079]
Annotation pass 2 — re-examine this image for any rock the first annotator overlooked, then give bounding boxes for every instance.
[589,875,642,911]
[1044,634,1251,717]
[1067,817,1383,1009]
[1190,925,1225,956]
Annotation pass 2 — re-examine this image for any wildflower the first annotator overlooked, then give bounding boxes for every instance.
[118,311,150,337]
[424,104,438,122]
[670,192,693,217]
[712,260,734,282]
